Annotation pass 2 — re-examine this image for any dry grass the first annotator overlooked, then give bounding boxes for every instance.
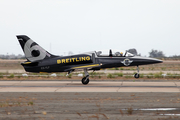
[0,97,35,108]
[0,59,24,70]
[127,107,133,115]
[119,109,124,116]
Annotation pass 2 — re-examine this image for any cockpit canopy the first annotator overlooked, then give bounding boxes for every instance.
[96,49,134,57]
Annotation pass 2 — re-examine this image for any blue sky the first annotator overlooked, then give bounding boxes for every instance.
[0,0,180,56]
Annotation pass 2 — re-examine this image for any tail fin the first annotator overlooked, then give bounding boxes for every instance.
[17,35,56,62]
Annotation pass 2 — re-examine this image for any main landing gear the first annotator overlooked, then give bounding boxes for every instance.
[82,68,89,85]
[134,65,140,78]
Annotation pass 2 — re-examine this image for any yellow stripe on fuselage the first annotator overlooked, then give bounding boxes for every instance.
[72,64,99,69]
[39,72,48,73]
[23,62,32,64]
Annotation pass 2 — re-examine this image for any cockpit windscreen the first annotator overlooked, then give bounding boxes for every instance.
[96,49,134,57]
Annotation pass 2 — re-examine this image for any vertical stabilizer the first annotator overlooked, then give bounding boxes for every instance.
[17,35,55,62]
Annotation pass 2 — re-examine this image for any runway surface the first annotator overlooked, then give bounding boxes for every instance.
[0,92,180,120]
[0,81,180,92]
[0,81,180,119]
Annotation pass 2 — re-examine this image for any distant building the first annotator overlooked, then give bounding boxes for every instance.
[0,54,25,59]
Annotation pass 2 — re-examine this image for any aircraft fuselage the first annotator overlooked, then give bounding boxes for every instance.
[22,53,162,73]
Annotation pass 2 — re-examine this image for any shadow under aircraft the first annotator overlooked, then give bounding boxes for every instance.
[17,35,163,85]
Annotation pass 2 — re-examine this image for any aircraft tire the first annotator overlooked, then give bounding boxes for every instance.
[134,73,140,78]
[82,77,89,85]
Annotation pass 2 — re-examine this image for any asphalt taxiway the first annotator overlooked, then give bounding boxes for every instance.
[0,80,180,120]
[0,81,180,92]
[0,92,180,120]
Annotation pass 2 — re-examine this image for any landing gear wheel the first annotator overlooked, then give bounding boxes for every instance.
[82,77,89,85]
[134,73,140,78]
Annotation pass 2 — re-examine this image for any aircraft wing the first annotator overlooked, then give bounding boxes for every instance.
[63,63,101,72]
[71,63,101,70]
[63,63,101,74]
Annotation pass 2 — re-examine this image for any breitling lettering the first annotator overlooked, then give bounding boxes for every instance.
[57,56,91,64]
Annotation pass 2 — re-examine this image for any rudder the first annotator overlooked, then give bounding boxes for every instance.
[17,35,55,62]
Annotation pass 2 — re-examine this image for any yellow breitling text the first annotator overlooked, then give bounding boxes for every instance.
[57,56,91,64]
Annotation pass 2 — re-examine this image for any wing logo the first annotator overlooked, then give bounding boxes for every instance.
[121,59,133,66]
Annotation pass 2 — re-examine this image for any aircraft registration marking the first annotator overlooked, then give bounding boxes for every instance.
[57,56,91,64]
[41,66,50,70]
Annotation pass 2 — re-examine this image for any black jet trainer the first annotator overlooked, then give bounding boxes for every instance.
[17,35,163,85]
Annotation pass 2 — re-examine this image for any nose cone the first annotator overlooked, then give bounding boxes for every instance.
[147,58,163,64]
[155,59,163,63]
[132,56,163,65]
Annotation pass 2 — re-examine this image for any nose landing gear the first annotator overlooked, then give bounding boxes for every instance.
[134,65,140,78]
[134,73,140,78]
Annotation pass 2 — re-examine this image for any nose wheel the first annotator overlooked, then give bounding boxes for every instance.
[134,65,140,78]
[82,68,90,85]
[134,73,140,78]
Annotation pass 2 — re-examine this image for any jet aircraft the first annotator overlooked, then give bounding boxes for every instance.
[17,35,163,85]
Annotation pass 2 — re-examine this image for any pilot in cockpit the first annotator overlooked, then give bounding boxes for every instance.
[120,52,123,56]
[115,52,123,56]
